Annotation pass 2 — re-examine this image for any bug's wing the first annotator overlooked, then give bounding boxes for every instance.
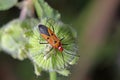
[38,24,50,36]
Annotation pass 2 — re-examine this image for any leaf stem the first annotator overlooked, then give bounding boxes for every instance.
[49,71,57,80]
[32,0,42,19]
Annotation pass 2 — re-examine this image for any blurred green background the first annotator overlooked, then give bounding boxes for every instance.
[0,0,120,80]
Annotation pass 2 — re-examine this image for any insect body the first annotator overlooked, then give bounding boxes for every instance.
[38,24,63,52]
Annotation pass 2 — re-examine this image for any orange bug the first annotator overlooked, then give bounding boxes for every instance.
[38,24,64,52]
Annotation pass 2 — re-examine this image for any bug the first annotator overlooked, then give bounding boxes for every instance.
[38,24,64,52]
[38,21,79,68]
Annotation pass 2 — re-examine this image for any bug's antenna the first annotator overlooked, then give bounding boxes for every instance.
[60,37,65,41]
[45,18,55,33]
[45,18,49,25]
[64,50,80,57]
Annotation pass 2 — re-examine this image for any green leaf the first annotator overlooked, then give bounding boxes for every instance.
[34,63,42,76]
[0,18,39,60]
[33,0,60,20]
[0,0,18,10]
[0,19,27,60]
[57,69,70,76]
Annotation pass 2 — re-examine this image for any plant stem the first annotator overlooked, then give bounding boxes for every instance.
[49,71,57,80]
[19,0,34,20]
[32,0,42,19]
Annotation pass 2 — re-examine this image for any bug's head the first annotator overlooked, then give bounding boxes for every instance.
[58,46,63,52]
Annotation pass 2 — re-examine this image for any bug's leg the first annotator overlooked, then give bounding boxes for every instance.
[45,18,53,25]
[43,47,53,59]
[49,22,55,33]
[52,25,55,33]
[60,37,68,45]
[39,42,48,44]
[39,41,48,44]
[48,47,53,53]
[60,37,69,45]
[54,49,58,56]
[46,18,55,33]
[60,37,65,41]
[62,43,68,45]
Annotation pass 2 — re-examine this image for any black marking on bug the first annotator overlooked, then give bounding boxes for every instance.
[51,33,54,36]
[54,40,57,43]
[47,37,49,39]
[38,24,50,36]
